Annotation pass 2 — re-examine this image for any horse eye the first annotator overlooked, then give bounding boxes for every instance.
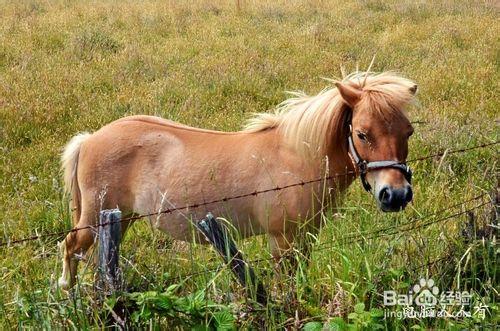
[357,132,367,142]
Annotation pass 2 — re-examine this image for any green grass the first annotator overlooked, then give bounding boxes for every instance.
[0,0,498,329]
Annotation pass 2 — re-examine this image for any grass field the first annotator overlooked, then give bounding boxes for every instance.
[0,0,498,329]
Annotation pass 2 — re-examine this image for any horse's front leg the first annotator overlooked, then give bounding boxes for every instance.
[269,228,314,270]
[268,226,317,304]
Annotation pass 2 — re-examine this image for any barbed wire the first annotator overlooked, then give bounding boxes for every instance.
[3,149,493,314]
[48,253,455,311]
[317,193,488,248]
[0,140,497,248]
[165,198,490,283]
[407,140,498,163]
[315,199,490,252]
[0,170,355,247]
[8,188,492,305]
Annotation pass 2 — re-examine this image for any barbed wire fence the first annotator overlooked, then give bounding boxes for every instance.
[0,139,497,311]
[1,140,498,248]
[163,193,492,283]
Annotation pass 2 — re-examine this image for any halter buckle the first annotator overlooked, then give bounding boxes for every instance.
[358,160,368,174]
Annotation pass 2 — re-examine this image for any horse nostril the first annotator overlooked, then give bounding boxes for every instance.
[378,185,411,212]
[378,186,392,205]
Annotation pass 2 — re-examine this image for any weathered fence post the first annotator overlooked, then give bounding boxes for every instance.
[96,208,122,296]
[196,213,268,305]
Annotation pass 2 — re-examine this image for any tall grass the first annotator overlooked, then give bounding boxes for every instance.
[0,0,498,328]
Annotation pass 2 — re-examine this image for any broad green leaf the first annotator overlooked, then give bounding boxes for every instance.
[327,317,347,331]
[302,321,323,331]
[347,312,358,320]
[370,308,384,317]
[213,310,235,330]
[354,303,365,314]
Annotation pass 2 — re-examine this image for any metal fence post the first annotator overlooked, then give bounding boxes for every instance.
[196,213,268,305]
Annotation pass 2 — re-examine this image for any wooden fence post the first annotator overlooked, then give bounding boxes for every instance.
[196,213,268,305]
[96,208,122,296]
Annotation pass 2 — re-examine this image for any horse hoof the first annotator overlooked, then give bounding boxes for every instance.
[58,277,69,290]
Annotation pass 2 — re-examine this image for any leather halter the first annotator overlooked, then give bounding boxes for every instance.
[347,125,412,192]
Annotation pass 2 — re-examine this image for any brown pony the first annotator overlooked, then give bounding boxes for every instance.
[58,71,417,289]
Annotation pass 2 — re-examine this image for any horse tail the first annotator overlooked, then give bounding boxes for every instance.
[61,133,90,225]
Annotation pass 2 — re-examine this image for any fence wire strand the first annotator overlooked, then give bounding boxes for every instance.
[0,140,498,248]
[162,198,490,284]
[319,193,488,247]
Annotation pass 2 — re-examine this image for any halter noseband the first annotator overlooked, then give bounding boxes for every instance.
[347,125,412,192]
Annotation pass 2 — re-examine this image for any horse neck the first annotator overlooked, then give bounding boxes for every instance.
[325,128,357,187]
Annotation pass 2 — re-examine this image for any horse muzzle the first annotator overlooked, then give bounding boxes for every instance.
[376,184,413,212]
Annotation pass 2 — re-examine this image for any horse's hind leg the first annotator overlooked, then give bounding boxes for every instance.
[58,203,133,289]
[58,208,97,290]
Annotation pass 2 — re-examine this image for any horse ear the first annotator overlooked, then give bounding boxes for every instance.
[335,82,362,107]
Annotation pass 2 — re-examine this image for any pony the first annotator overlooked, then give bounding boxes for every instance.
[58,71,417,289]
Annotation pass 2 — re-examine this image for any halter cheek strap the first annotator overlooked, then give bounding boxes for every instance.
[348,125,412,192]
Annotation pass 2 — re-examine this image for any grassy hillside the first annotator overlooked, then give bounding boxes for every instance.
[0,0,498,329]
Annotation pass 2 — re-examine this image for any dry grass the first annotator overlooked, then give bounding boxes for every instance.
[0,0,498,328]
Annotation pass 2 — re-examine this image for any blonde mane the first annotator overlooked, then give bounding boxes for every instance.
[243,71,417,158]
